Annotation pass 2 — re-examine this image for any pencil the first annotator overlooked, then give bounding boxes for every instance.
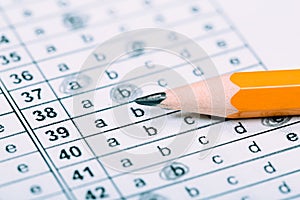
[134,69,300,118]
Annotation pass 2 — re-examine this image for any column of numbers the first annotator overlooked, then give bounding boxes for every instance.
[0,82,65,198]
[2,1,123,199]
[0,3,72,199]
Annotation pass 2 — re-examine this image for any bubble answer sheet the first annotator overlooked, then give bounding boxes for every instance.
[0,0,300,199]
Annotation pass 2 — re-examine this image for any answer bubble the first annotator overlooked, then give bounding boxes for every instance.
[110,83,142,103]
[60,74,92,95]
[160,162,189,181]
[261,116,292,127]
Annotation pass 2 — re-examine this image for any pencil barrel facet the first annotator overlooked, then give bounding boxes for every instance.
[228,69,300,118]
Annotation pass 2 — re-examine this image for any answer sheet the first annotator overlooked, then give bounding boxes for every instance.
[0,0,299,199]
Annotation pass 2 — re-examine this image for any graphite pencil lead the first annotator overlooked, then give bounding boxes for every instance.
[134,92,166,106]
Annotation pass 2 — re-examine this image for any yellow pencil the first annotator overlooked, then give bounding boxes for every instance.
[135,69,300,118]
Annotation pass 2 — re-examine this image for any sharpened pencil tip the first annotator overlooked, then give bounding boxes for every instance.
[134,92,166,106]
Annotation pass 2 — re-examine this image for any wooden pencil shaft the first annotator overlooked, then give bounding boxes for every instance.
[159,69,300,118]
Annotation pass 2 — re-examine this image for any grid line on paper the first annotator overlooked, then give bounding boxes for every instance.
[0,0,289,199]
[0,8,76,200]
[0,26,232,74]
[52,117,300,189]
[43,110,181,149]
[6,40,247,95]
[57,119,225,171]
[17,9,218,47]
[6,44,248,112]
[102,119,300,180]
[11,60,259,117]
[0,130,27,144]
[3,0,212,46]
[1,0,264,197]
[30,191,64,200]
[204,168,300,199]
[3,7,124,199]
[1,0,110,27]
[281,193,300,200]
[0,149,37,164]
[14,60,258,133]
[210,0,268,70]
[0,111,14,117]
[123,143,300,199]
[0,6,126,200]
[0,78,73,199]
[0,171,49,188]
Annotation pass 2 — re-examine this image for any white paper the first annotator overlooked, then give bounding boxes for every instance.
[0,0,299,199]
